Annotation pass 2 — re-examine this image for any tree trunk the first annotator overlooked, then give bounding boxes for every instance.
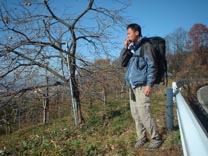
[43,98,49,124]
[102,87,106,105]
[43,68,49,124]
[71,75,84,124]
[121,85,124,98]
[69,53,84,125]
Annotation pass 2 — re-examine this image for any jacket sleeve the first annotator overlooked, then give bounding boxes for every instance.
[119,48,133,67]
[143,43,157,87]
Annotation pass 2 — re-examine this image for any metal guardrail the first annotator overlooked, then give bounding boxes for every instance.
[172,82,208,156]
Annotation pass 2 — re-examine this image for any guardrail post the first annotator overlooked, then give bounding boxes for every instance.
[166,88,174,131]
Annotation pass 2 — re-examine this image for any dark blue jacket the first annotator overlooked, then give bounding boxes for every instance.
[120,40,157,89]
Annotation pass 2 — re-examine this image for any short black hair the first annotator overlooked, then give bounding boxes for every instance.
[127,23,142,37]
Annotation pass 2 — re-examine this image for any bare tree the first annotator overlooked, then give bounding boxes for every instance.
[165,27,188,54]
[0,0,128,125]
[165,27,188,78]
[79,58,125,107]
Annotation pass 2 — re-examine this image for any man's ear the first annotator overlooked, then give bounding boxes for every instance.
[135,31,139,36]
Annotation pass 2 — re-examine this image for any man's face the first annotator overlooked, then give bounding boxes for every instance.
[127,28,139,42]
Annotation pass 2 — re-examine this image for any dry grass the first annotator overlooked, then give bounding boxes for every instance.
[0,87,183,156]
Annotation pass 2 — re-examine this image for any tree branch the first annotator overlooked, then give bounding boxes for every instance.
[0,63,32,78]
[71,0,94,28]
[0,81,64,109]
[43,0,71,28]
[11,50,67,82]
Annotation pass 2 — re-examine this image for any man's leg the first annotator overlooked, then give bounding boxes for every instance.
[129,89,147,148]
[134,87,162,149]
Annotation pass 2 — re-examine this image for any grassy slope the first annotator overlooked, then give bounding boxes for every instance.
[0,88,182,156]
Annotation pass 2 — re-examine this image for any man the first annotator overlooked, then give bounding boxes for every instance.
[120,23,162,149]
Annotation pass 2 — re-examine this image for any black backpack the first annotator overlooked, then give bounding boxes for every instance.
[141,37,168,85]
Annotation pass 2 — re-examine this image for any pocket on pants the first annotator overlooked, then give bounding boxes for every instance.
[135,87,151,106]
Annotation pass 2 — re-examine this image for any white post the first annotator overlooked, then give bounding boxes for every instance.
[66,42,78,126]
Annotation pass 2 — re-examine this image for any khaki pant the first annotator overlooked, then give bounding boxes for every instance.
[129,86,159,140]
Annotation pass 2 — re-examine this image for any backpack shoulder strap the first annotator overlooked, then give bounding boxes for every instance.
[139,37,152,57]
